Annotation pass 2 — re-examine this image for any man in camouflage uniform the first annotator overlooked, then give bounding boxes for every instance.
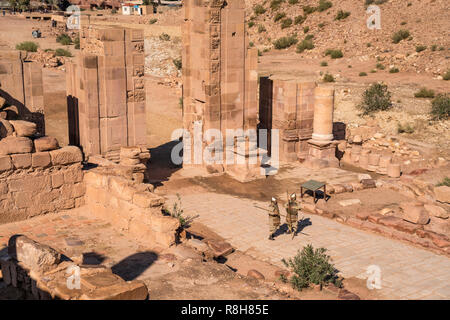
[285,193,300,237]
[268,197,281,240]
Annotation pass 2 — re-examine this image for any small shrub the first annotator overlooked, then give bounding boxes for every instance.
[305,34,314,41]
[358,83,393,115]
[149,18,157,24]
[414,88,435,99]
[258,24,267,33]
[296,39,314,53]
[303,26,310,33]
[281,18,293,29]
[56,33,72,45]
[159,33,171,41]
[359,72,368,77]
[335,10,350,20]
[173,58,182,70]
[74,36,80,49]
[248,21,255,28]
[273,35,298,49]
[161,193,193,229]
[254,4,266,15]
[376,63,385,70]
[320,61,328,67]
[303,5,316,15]
[416,45,427,53]
[317,0,332,12]
[431,45,437,51]
[282,244,342,291]
[288,0,299,4]
[392,30,410,44]
[274,12,286,22]
[271,0,284,11]
[55,48,72,57]
[430,94,450,120]
[436,177,450,187]
[442,70,450,81]
[323,73,334,82]
[400,21,407,25]
[318,23,325,28]
[325,49,343,59]
[294,15,305,25]
[389,67,400,73]
[15,41,38,52]
[397,123,415,134]
[111,8,117,14]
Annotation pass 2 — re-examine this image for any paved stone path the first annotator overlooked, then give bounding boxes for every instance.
[169,192,450,300]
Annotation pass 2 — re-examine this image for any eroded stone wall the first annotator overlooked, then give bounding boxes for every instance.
[84,170,179,248]
[0,146,85,224]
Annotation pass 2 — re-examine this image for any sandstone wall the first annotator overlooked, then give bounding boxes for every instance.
[0,146,85,224]
[84,170,179,247]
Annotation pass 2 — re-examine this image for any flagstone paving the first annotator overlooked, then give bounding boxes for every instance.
[168,192,450,300]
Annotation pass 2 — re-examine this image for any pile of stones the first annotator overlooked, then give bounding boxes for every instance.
[119,146,151,183]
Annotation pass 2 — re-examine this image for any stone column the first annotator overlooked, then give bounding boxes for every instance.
[312,87,334,142]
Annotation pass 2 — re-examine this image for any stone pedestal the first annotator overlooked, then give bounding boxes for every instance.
[305,139,339,168]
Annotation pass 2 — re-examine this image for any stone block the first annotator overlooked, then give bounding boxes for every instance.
[132,192,164,208]
[11,153,31,169]
[32,152,51,168]
[8,235,61,274]
[9,120,37,137]
[0,136,33,155]
[424,204,449,219]
[0,155,12,172]
[434,186,450,204]
[34,136,59,152]
[50,146,83,165]
[400,202,430,225]
[151,214,180,233]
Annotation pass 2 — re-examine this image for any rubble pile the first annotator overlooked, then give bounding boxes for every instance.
[26,49,67,69]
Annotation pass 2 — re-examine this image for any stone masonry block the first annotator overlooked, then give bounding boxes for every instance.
[11,153,32,169]
[32,152,51,168]
[50,146,83,165]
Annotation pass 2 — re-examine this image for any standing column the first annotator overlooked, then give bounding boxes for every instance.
[312,87,334,142]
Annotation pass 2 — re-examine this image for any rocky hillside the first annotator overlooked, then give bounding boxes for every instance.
[245,0,449,77]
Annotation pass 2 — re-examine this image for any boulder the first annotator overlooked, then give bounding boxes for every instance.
[9,120,37,137]
[0,119,14,138]
[434,186,450,204]
[424,204,449,219]
[8,235,61,274]
[247,269,265,280]
[206,239,233,258]
[400,202,430,225]
[0,136,33,155]
[34,136,59,152]
[358,174,372,182]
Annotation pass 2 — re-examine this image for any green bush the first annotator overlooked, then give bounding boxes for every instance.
[288,0,298,4]
[397,122,415,134]
[270,0,284,11]
[281,18,293,29]
[430,94,450,120]
[442,70,450,81]
[323,73,334,82]
[73,36,80,50]
[273,35,298,49]
[173,58,182,70]
[303,5,316,15]
[56,33,72,45]
[149,18,157,24]
[320,61,328,67]
[296,39,314,53]
[248,21,255,28]
[335,10,350,20]
[392,30,410,44]
[305,34,314,40]
[16,41,38,52]
[416,45,427,53]
[359,72,368,77]
[389,67,400,73]
[303,26,310,33]
[159,33,171,41]
[358,83,393,115]
[431,44,437,51]
[282,244,342,291]
[294,15,305,25]
[436,177,450,187]
[258,25,267,33]
[414,88,435,99]
[55,48,72,57]
[317,0,332,12]
[376,63,385,70]
[325,49,343,59]
[274,12,286,22]
[254,4,266,15]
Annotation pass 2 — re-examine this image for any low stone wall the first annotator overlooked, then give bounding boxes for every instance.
[0,146,85,224]
[0,235,148,300]
[84,170,179,248]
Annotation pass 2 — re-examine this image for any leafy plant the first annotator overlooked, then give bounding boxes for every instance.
[149,18,157,24]
[389,67,400,73]
[415,45,427,53]
[359,72,368,77]
[397,122,415,134]
[296,39,314,53]
[335,10,350,20]
[55,48,72,57]
[173,58,182,70]
[392,30,410,44]
[159,33,171,41]
[56,33,72,45]
[282,244,342,291]
[320,61,328,67]
[273,35,298,49]
[414,88,435,99]
[15,41,38,52]
[281,18,293,29]
[443,70,450,81]
[430,94,450,120]
[325,49,343,59]
[436,177,450,187]
[323,73,334,82]
[316,0,332,12]
[258,24,266,33]
[254,4,266,15]
[358,83,393,115]
[294,15,305,25]
[73,36,80,49]
[274,12,286,22]
[162,193,194,228]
